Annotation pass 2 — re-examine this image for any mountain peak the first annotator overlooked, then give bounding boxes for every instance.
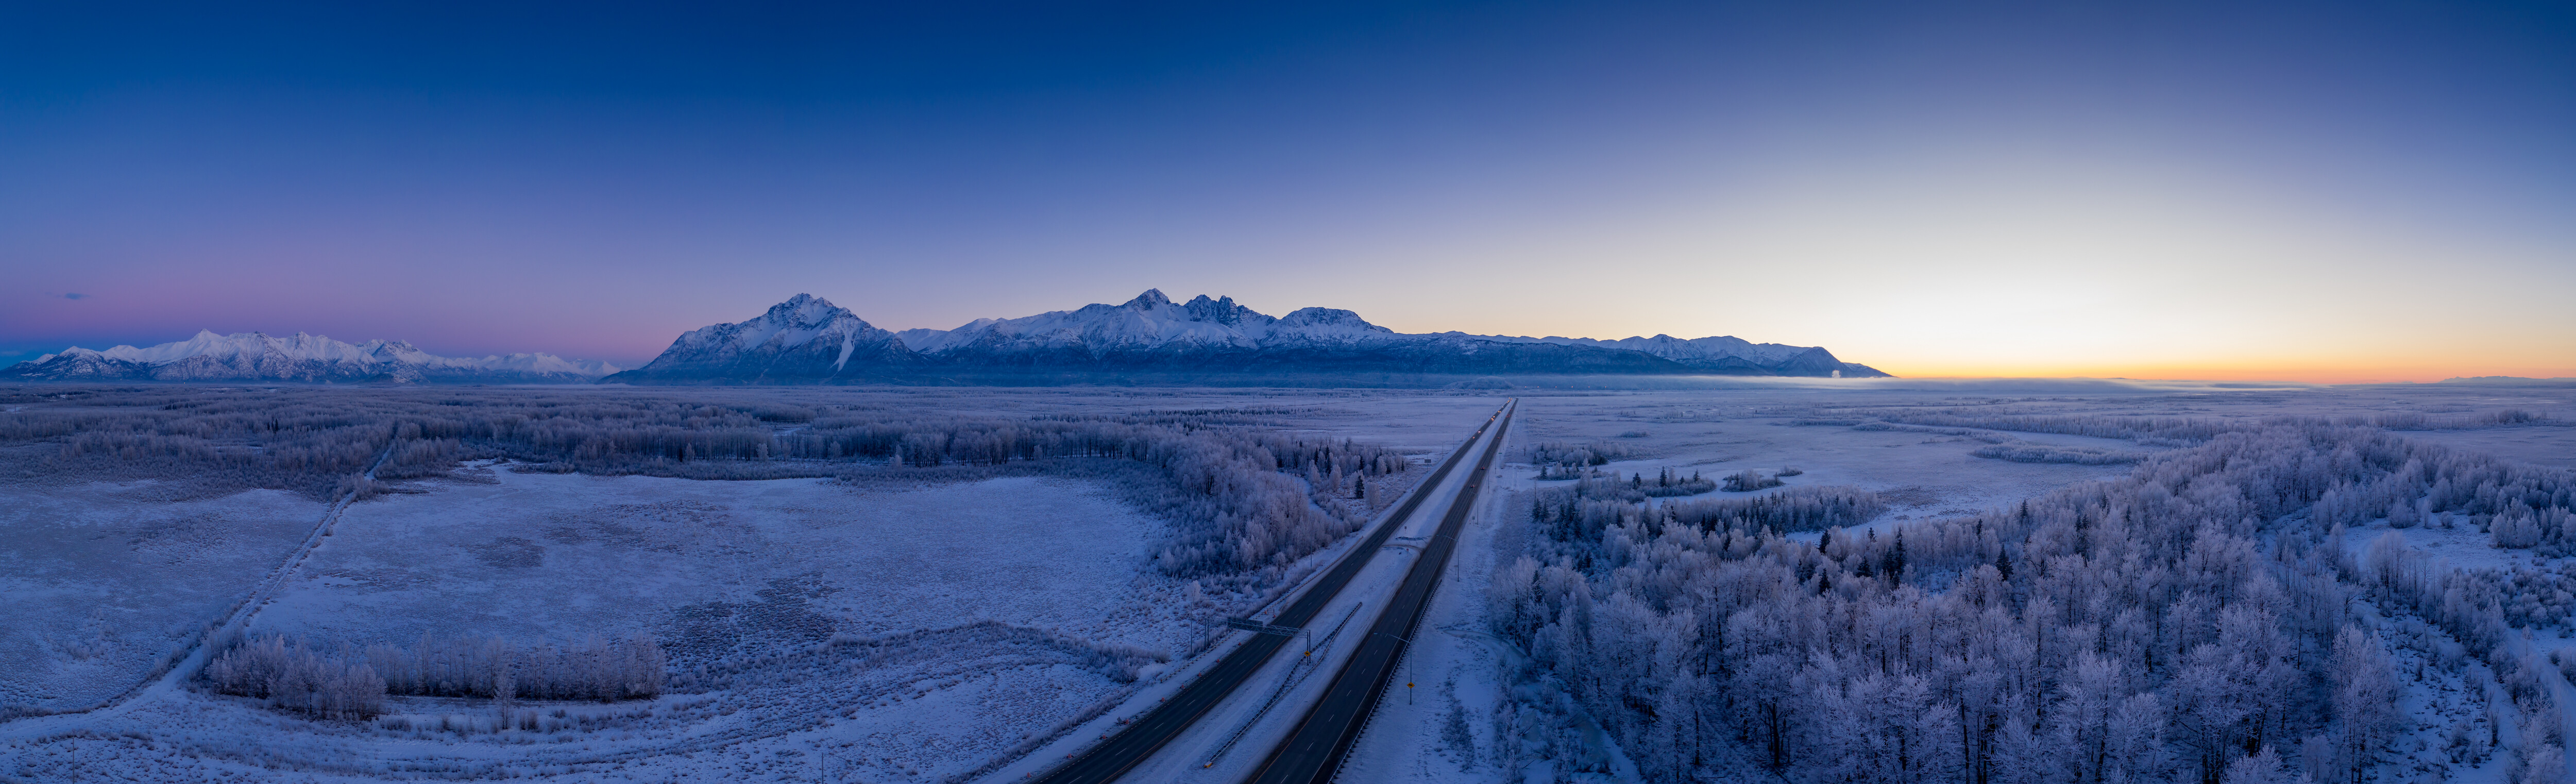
[606,293,917,383]
[1181,294,1263,326]
[1123,289,1173,309]
[762,294,852,325]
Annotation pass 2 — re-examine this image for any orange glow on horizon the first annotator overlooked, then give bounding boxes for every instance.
[1871,362,2576,386]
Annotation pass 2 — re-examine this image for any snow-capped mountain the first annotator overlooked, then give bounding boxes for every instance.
[893,290,1402,358]
[612,291,1887,384]
[0,330,619,383]
[1464,333,1859,375]
[601,294,919,384]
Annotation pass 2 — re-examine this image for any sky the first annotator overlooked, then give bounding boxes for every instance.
[3,1,2570,382]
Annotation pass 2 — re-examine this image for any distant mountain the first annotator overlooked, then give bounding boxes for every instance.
[1457,333,1861,376]
[0,330,618,384]
[607,290,1888,385]
[893,291,1402,358]
[2436,376,2576,387]
[602,294,920,384]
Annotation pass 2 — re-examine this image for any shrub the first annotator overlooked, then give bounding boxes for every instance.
[1721,470,1782,492]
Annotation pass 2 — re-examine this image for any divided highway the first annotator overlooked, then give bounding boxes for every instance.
[1031,403,1513,784]
[1245,399,1514,784]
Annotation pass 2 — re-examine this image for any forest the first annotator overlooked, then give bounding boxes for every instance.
[1489,408,2576,783]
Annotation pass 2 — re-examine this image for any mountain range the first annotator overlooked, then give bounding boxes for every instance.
[1,291,1886,386]
[601,291,1886,385]
[0,330,619,384]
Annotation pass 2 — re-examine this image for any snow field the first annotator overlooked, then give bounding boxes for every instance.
[1,466,1204,782]
[1505,393,2145,528]
[0,482,324,713]
[256,467,1192,653]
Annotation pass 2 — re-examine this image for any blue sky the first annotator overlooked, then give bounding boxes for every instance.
[4,1,2570,380]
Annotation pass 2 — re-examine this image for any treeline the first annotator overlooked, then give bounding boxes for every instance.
[1818,405,2553,447]
[1528,442,1639,481]
[1970,443,2148,465]
[1834,409,2231,445]
[205,633,667,720]
[364,633,666,702]
[1531,483,1883,560]
[2,387,1421,580]
[2307,445,2576,534]
[204,636,387,721]
[1489,419,2576,783]
[1527,441,1637,469]
[1722,469,1784,492]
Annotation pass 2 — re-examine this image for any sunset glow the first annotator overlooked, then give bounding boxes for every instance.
[4,2,2569,381]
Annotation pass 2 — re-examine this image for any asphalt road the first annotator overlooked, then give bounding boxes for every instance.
[1244,399,1515,784]
[1030,403,1512,784]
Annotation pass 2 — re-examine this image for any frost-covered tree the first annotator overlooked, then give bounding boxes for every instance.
[2329,626,2399,783]
[1484,412,2575,783]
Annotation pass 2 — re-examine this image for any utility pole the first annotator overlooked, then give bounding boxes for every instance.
[1376,631,1416,705]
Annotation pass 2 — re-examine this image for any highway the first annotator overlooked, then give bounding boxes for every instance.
[1245,398,1514,784]
[1030,402,1513,784]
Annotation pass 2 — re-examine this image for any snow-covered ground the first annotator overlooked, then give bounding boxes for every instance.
[1505,393,2147,541]
[260,465,1191,651]
[3,465,1217,782]
[0,389,1507,782]
[0,482,323,712]
[5,382,2570,783]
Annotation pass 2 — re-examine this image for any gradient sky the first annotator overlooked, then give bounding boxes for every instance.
[4,1,2570,382]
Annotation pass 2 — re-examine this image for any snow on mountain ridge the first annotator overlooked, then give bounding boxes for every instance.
[906,290,1405,358]
[613,290,1889,382]
[1468,332,1818,364]
[656,292,889,372]
[604,293,922,383]
[3,330,619,383]
[903,290,1818,364]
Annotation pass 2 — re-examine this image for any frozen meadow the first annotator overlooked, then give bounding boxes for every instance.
[1,380,2572,783]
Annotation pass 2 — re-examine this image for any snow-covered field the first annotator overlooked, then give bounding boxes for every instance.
[1505,392,2150,531]
[2,466,1217,782]
[4,381,2572,783]
[1,482,322,712]
[262,466,1190,652]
